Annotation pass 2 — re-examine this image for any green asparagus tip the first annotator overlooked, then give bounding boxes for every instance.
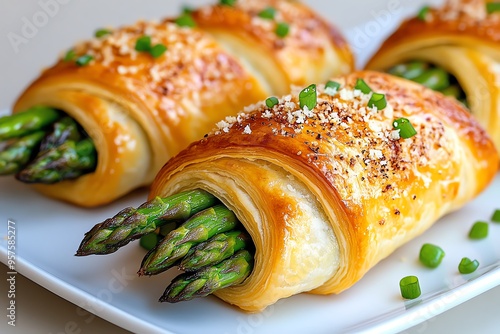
[75,190,218,256]
[159,249,254,303]
[138,205,239,276]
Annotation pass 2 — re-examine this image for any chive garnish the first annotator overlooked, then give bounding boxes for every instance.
[95,28,112,38]
[299,84,317,110]
[75,54,94,67]
[325,80,341,95]
[491,209,500,223]
[393,118,417,139]
[468,221,488,239]
[354,78,372,94]
[486,2,500,14]
[275,22,290,38]
[368,93,387,110]
[175,14,196,28]
[458,257,479,274]
[64,49,76,62]
[220,0,236,6]
[258,7,276,20]
[265,97,279,108]
[419,243,445,268]
[399,276,421,299]
[417,5,430,21]
[135,35,152,52]
[150,44,167,59]
[135,35,167,58]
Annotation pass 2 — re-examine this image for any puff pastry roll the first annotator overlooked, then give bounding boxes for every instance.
[365,0,500,154]
[10,0,353,207]
[149,71,498,311]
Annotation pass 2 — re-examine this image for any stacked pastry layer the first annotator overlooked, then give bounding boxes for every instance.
[366,0,500,155]
[13,0,353,206]
[149,71,498,311]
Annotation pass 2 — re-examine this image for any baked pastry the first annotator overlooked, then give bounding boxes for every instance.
[78,70,496,312]
[4,0,353,207]
[365,0,500,154]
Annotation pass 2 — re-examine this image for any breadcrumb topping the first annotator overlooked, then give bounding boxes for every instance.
[209,73,457,203]
[60,19,249,125]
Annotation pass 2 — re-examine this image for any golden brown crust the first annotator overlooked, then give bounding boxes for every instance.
[365,0,500,156]
[193,0,353,91]
[13,0,353,207]
[150,71,498,311]
[373,0,500,52]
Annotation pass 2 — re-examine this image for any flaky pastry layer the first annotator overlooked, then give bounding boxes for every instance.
[150,71,498,311]
[366,0,500,154]
[13,0,352,206]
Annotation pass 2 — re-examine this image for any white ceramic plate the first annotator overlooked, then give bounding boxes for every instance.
[1,0,499,333]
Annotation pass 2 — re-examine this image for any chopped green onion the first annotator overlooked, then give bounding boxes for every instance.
[220,0,236,6]
[458,257,479,274]
[325,80,341,95]
[63,49,76,62]
[368,93,387,110]
[354,78,372,94]
[393,118,417,139]
[419,243,445,268]
[486,2,500,14]
[135,35,167,59]
[175,14,196,28]
[275,22,290,38]
[140,233,162,251]
[299,84,317,110]
[265,96,279,108]
[399,276,421,299]
[258,6,276,19]
[95,28,112,38]
[468,221,489,239]
[75,54,94,67]
[135,35,152,52]
[150,44,167,59]
[417,5,430,21]
[491,209,500,223]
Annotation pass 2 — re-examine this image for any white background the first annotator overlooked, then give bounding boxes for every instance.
[1,0,499,333]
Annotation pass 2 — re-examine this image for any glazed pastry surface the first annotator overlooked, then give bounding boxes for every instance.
[150,71,498,312]
[13,0,353,206]
[366,0,500,153]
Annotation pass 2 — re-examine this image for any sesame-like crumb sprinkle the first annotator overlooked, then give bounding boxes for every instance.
[207,73,457,205]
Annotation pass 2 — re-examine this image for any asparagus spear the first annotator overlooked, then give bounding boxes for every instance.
[412,67,450,91]
[0,106,61,140]
[0,131,46,175]
[180,230,251,271]
[39,116,82,151]
[160,250,254,303]
[75,189,218,256]
[15,138,97,183]
[138,205,239,276]
[388,61,428,80]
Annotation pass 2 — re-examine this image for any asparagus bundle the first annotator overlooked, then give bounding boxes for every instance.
[76,189,254,302]
[0,107,96,182]
[387,61,468,105]
[3,0,353,206]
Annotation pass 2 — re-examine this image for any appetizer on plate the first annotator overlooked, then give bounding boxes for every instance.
[76,71,498,312]
[0,0,353,206]
[365,0,500,155]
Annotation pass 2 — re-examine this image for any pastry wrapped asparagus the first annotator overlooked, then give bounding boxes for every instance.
[77,71,498,311]
[1,0,353,206]
[366,0,500,154]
